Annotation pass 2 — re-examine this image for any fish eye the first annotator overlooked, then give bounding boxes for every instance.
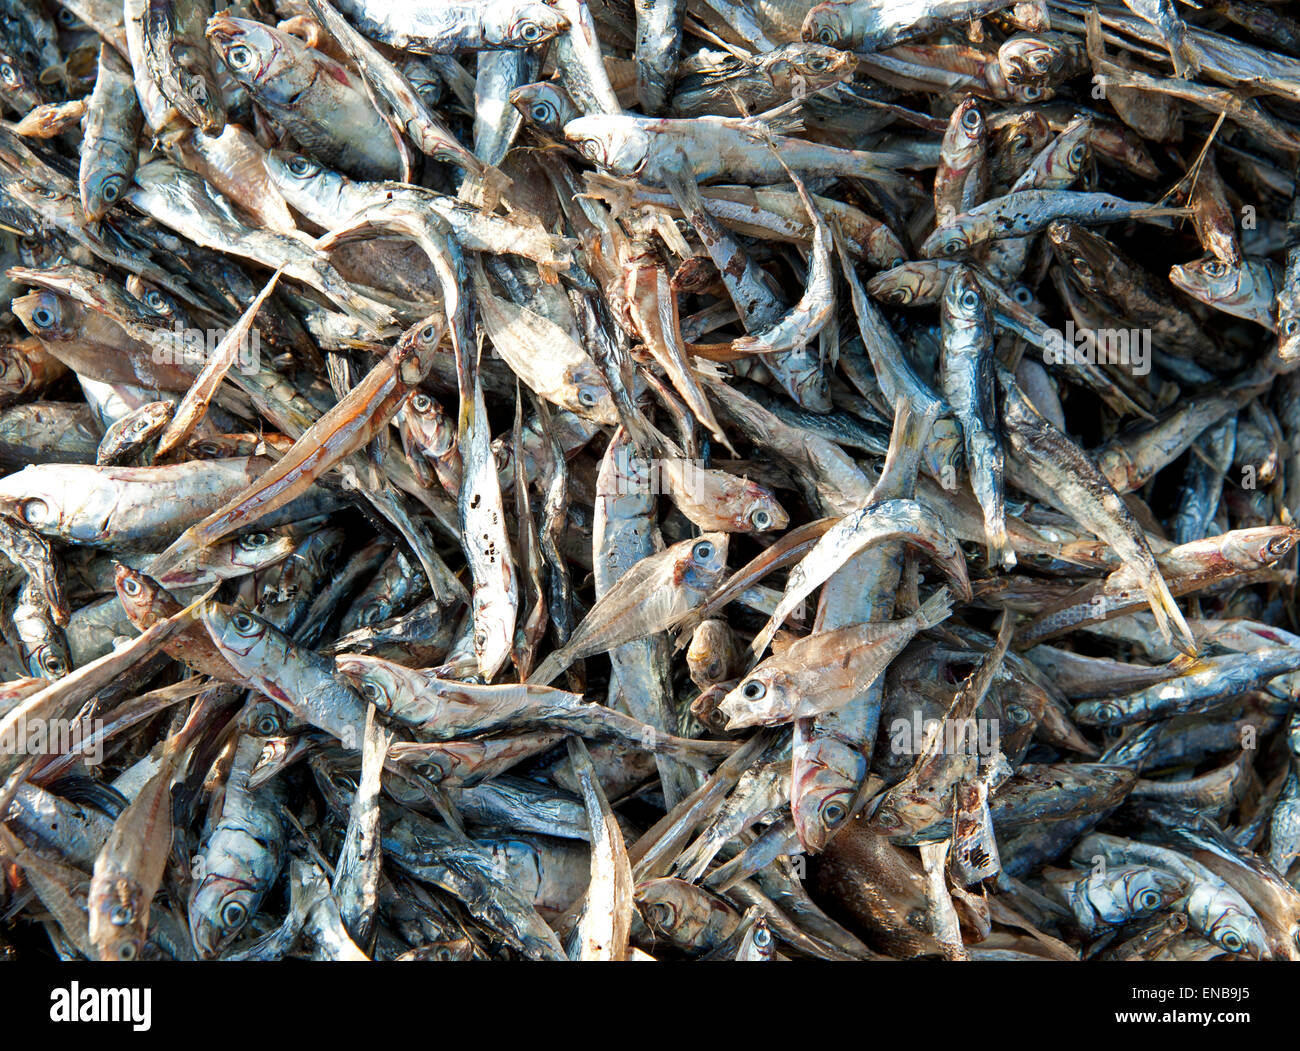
[518,21,542,42]
[1137,888,1161,911]
[220,900,247,931]
[816,26,837,45]
[0,64,15,85]
[577,388,599,407]
[692,540,715,562]
[58,8,77,25]
[821,800,847,827]
[530,102,553,123]
[196,441,223,456]
[1203,260,1228,277]
[21,498,49,524]
[287,157,317,177]
[750,508,772,530]
[1219,930,1244,954]
[230,611,260,635]
[332,772,358,793]
[960,288,980,310]
[884,289,911,304]
[473,629,488,649]
[41,652,66,675]
[420,323,438,342]
[238,532,271,550]
[226,44,254,70]
[411,393,433,413]
[435,947,453,961]
[752,925,772,948]
[256,712,281,735]
[647,902,674,929]
[1007,704,1030,724]
[943,240,965,256]
[1012,286,1033,305]
[110,904,134,927]
[1068,143,1087,165]
[960,107,982,131]
[1094,703,1121,724]
[1022,86,1043,100]
[1010,134,1029,151]
[145,290,168,311]
[30,306,55,328]
[740,679,766,701]
[99,177,123,203]
[805,55,828,71]
[1285,319,1300,336]
[120,575,142,598]
[117,941,138,960]
[359,678,386,704]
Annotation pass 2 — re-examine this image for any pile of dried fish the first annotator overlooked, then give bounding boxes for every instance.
[2,0,1300,964]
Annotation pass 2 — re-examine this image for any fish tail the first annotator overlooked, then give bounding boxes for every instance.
[1145,569,1197,656]
[915,586,953,631]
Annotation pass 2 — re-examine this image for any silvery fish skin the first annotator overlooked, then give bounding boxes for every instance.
[6,0,1300,970]
[205,15,404,181]
[331,0,568,54]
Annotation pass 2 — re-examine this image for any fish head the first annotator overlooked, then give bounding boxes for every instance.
[791,734,866,852]
[1072,699,1124,727]
[188,871,260,958]
[686,619,732,687]
[867,262,940,306]
[0,48,44,113]
[564,117,650,178]
[113,563,173,627]
[944,97,986,158]
[1047,221,1110,294]
[334,654,412,717]
[1187,882,1269,959]
[509,82,574,136]
[992,112,1050,176]
[1169,257,1240,304]
[0,342,35,398]
[677,532,729,593]
[920,220,975,260]
[401,391,455,454]
[200,601,274,664]
[762,43,855,93]
[1044,120,1093,184]
[801,3,854,49]
[718,666,799,728]
[635,877,728,950]
[562,360,619,424]
[483,4,570,48]
[940,263,988,328]
[261,149,340,222]
[998,32,1070,86]
[80,163,130,222]
[88,876,147,961]
[734,483,788,534]
[20,633,67,679]
[0,466,75,538]
[1114,866,1187,921]
[12,289,71,343]
[205,16,298,98]
[1279,302,1300,364]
